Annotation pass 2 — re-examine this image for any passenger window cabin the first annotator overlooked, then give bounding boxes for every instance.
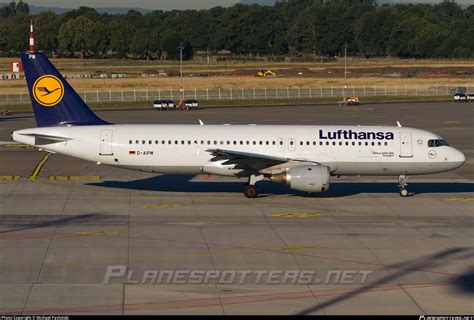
[127,137,393,148]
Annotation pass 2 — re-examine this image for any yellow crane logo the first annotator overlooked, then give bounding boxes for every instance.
[33,75,64,107]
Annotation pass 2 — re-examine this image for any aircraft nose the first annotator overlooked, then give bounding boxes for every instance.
[450,148,465,169]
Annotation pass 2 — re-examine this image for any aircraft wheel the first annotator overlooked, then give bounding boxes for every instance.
[399,189,409,197]
[243,184,258,198]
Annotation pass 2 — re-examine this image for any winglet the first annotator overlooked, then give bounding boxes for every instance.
[397,121,402,127]
[199,119,204,126]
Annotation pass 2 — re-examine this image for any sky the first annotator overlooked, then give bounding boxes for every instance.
[3,0,240,10]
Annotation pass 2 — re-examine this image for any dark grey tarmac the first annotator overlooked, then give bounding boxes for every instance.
[0,102,472,314]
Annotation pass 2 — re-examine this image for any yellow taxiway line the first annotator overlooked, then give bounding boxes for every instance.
[29,152,53,181]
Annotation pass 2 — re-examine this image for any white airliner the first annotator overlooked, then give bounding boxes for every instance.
[13,52,465,198]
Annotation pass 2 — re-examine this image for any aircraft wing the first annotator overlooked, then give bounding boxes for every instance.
[206,149,317,177]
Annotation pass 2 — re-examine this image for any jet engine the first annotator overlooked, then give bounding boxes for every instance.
[270,165,330,193]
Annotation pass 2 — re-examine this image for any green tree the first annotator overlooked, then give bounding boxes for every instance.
[1,0,473,59]
[16,1,29,14]
[86,20,110,56]
[164,10,211,51]
[4,12,29,53]
[388,16,429,58]
[451,47,472,58]
[415,24,449,58]
[130,29,150,58]
[356,7,398,56]
[62,6,101,23]
[0,1,28,19]
[58,16,94,58]
[213,4,288,55]
[289,9,316,53]
[160,30,192,60]
[0,19,8,52]
[34,12,61,53]
[289,2,372,56]
[109,18,136,57]
[0,2,16,19]
[434,36,464,58]
[123,10,144,29]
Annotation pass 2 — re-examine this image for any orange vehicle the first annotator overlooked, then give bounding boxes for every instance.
[342,96,360,106]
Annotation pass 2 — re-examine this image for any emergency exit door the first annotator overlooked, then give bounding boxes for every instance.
[100,129,114,156]
[399,132,413,158]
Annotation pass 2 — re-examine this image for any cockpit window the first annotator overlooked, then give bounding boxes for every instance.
[428,139,449,147]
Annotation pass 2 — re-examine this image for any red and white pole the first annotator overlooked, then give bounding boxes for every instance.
[29,19,34,53]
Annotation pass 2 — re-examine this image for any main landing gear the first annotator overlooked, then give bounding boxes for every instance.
[243,175,264,198]
[398,175,409,197]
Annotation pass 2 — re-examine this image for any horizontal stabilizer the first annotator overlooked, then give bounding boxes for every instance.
[20,133,72,145]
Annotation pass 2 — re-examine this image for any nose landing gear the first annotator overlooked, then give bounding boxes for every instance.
[398,175,409,197]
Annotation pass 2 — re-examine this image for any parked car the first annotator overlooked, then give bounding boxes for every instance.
[453,92,468,102]
[454,92,474,102]
[184,99,199,110]
[153,100,175,110]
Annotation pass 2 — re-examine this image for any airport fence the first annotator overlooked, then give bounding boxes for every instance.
[0,84,471,105]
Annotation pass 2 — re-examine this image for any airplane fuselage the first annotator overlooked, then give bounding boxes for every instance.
[13,124,465,177]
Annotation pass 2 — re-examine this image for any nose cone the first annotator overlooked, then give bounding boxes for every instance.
[450,148,466,170]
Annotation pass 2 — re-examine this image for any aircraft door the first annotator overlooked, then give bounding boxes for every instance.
[100,129,114,156]
[400,132,413,158]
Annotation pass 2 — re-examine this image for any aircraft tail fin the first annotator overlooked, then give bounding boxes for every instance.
[20,52,109,127]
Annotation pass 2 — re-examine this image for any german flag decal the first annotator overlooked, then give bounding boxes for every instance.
[129,151,136,155]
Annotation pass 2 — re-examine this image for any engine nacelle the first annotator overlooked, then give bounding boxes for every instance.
[271,165,330,193]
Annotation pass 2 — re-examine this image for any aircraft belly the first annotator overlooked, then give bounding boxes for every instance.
[356,156,379,175]
[316,154,338,172]
[119,165,202,174]
[153,166,202,174]
[333,162,358,175]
